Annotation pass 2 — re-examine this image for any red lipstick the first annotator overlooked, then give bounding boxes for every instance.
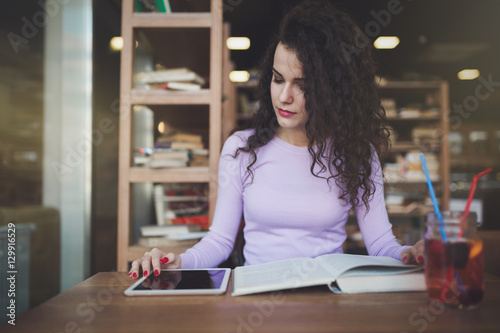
[278,108,296,118]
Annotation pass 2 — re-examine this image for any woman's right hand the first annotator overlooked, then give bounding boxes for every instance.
[129,248,182,279]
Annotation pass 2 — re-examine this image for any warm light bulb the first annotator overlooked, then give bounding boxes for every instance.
[110,37,123,51]
[226,37,251,50]
[374,36,400,49]
[458,69,480,80]
[229,71,250,83]
[109,37,138,51]
[158,121,166,134]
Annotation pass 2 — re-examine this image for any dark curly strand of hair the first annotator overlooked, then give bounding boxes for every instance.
[234,0,390,210]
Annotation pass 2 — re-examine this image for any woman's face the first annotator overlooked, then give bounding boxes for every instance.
[270,43,308,138]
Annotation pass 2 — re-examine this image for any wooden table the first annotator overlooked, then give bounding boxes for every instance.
[3,272,500,333]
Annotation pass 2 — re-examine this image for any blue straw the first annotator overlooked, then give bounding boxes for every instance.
[420,154,447,241]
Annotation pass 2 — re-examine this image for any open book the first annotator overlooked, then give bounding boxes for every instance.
[232,253,425,296]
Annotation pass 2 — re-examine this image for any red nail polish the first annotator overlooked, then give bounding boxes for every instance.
[143,270,148,277]
[402,256,408,264]
[132,272,137,279]
[160,257,169,264]
[155,269,159,276]
[128,272,132,276]
[417,256,423,263]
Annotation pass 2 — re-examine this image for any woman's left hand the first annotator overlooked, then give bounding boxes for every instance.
[400,239,425,265]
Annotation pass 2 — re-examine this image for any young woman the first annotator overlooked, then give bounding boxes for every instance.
[129,0,424,279]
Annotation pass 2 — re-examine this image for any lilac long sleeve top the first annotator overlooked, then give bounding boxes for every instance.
[180,129,410,268]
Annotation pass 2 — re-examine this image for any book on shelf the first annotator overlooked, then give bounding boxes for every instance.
[138,236,199,248]
[412,127,441,150]
[420,106,440,118]
[398,111,421,118]
[165,231,208,240]
[133,154,150,166]
[169,205,205,215]
[134,147,152,166]
[135,0,172,13]
[231,253,425,296]
[189,155,209,167]
[398,103,424,118]
[405,151,439,182]
[151,149,190,161]
[171,215,209,229]
[154,183,209,226]
[154,141,204,150]
[140,223,201,237]
[382,98,397,117]
[155,132,205,152]
[150,81,202,91]
[191,148,208,156]
[383,152,439,183]
[137,231,207,248]
[159,132,203,144]
[154,184,207,225]
[135,67,205,86]
[134,148,194,168]
[149,158,188,169]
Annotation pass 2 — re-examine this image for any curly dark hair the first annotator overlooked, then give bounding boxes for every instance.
[234,0,390,210]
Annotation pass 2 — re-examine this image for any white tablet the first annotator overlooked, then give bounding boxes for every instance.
[124,268,231,296]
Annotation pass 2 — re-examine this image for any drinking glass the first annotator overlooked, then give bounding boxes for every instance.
[424,211,484,309]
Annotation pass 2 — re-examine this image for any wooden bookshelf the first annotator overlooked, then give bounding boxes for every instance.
[117,0,223,272]
[382,80,450,213]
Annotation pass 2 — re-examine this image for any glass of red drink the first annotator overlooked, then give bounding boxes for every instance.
[424,211,484,309]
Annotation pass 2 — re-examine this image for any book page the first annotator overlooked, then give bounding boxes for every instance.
[314,253,419,279]
[232,257,333,296]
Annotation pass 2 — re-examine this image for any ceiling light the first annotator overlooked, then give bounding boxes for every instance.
[374,36,400,49]
[110,37,138,51]
[458,69,480,80]
[110,37,123,51]
[227,37,251,50]
[229,71,250,83]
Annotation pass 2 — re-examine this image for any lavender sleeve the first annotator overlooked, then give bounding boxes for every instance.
[355,152,412,260]
[179,134,246,268]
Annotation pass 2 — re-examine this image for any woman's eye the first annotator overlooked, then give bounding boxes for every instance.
[298,84,305,92]
[272,76,283,84]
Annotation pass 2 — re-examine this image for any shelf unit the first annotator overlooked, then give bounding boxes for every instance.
[117,0,222,271]
[380,80,450,213]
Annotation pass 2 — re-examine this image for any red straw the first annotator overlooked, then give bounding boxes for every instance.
[460,167,492,237]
